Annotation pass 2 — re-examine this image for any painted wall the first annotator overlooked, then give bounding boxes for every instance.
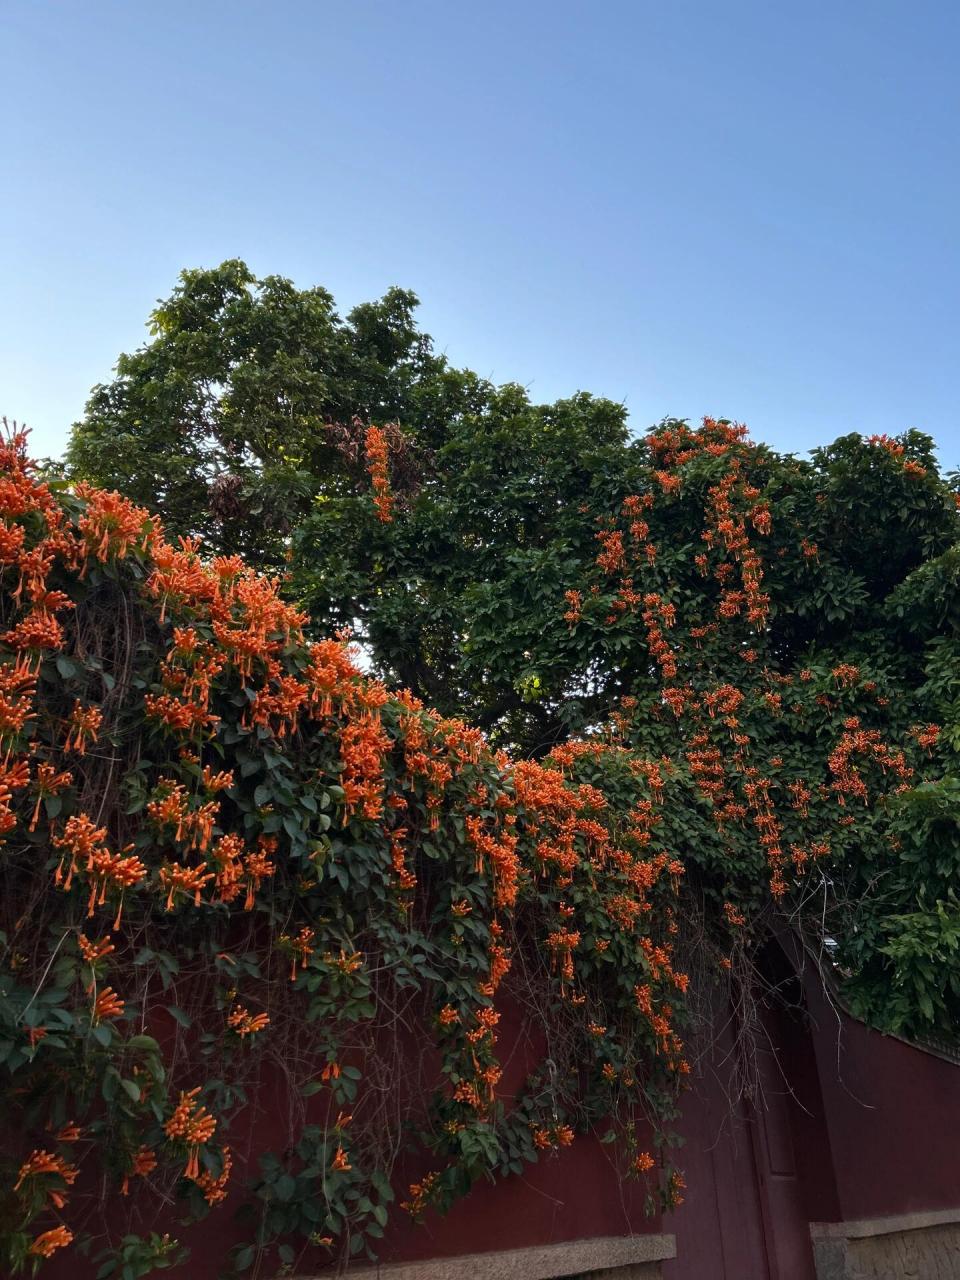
[37,946,960,1280]
[803,972,960,1224]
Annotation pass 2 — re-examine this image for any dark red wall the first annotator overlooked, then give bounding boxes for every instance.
[41,991,663,1280]
[803,968,960,1223]
[665,940,960,1279]
[39,948,960,1279]
[377,1134,658,1265]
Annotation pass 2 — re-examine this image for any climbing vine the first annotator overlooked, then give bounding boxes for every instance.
[0,416,954,1276]
[0,427,688,1276]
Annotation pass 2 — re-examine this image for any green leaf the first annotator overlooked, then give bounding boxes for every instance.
[275,1173,296,1202]
[233,1245,255,1272]
[121,1078,142,1103]
[126,1034,160,1052]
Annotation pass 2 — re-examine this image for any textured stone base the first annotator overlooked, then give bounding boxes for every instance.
[811,1212,960,1279]
[303,1234,674,1280]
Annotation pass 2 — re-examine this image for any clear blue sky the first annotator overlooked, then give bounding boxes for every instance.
[3,0,959,466]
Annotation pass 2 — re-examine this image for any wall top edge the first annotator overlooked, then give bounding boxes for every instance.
[296,1232,677,1280]
[810,1208,960,1240]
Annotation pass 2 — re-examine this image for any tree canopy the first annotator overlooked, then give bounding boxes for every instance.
[66,260,498,566]
[67,262,960,761]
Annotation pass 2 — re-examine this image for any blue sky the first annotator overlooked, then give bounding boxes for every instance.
[3,0,959,466]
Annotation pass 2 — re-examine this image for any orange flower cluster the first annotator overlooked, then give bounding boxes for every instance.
[512,742,690,1085]
[28,1227,74,1259]
[866,433,905,458]
[63,700,102,754]
[92,987,125,1023]
[702,459,770,629]
[400,1170,440,1217]
[133,1146,156,1174]
[532,1123,575,1150]
[465,812,519,910]
[144,539,307,739]
[479,930,511,998]
[0,662,37,746]
[210,832,245,903]
[15,1149,78,1193]
[545,927,581,981]
[910,723,940,751]
[641,593,677,681]
[305,636,361,718]
[52,814,147,926]
[563,589,582,625]
[828,722,912,806]
[74,484,155,562]
[0,753,30,841]
[194,1147,232,1205]
[281,926,316,981]
[324,948,364,974]
[242,835,276,909]
[339,687,391,820]
[787,779,811,817]
[831,663,860,688]
[438,1004,460,1027]
[30,761,71,831]
[365,424,393,522]
[46,813,101,896]
[164,1088,217,1181]
[227,1006,270,1038]
[159,861,214,910]
[595,527,626,574]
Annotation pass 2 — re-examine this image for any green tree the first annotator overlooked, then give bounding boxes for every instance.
[67,262,639,746]
[66,259,494,564]
[67,266,960,775]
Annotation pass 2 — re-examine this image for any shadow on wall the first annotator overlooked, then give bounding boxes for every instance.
[665,935,960,1280]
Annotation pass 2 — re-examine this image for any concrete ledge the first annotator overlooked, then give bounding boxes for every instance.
[811,1214,960,1280]
[810,1207,960,1240]
[300,1234,676,1280]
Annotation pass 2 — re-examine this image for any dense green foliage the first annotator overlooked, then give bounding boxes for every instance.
[65,262,636,743]
[66,261,497,567]
[2,257,950,1274]
[67,262,960,759]
[0,436,689,1276]
[65,262,960,1042]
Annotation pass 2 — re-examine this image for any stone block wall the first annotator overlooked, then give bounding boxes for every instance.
[811,1211,960,1279]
